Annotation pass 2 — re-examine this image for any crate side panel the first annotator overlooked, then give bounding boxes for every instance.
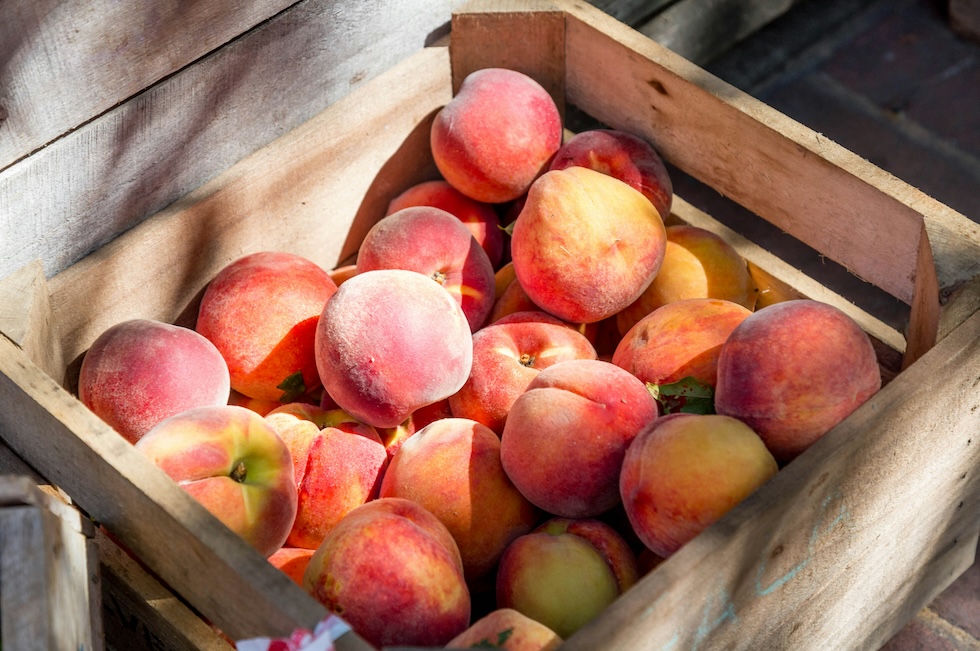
[45,46,451,369]
[0,506,56,650]
[0,0,298,170]
[0,0,450,284]
[564,307,980,650]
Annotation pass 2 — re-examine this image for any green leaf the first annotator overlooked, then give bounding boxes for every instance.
[277,370,307,404]
[469,627,514,648]
[647,376,715,415]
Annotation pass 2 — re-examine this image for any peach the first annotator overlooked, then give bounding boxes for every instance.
[315,269,473,429]
[195,251,337,403]
[612,298,753,394]
[78,319,231,444]
[620,413,778,557]
[268,546,314,586]
[714,299,881,463]
[379,418,540,582]
[387,179,505,268]
[616,224,757,336]
[510,166,667,324]
[431,68,562,204]
[500,359,658,518]
[446,608,562,651]
[495,517,638,639]
[328,264,358,287]
[494,261,518,300]
[377,398,454,462]
[134,405,298,558]
[228,389,281,417]
[356,206,496,331]
[264,404,388,550]
[549,128,673,221]
[449,316,597,434]
[302,497,471,648]
[488,272,542,324]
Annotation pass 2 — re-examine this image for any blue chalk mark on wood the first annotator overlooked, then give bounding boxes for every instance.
[755,490,850,597]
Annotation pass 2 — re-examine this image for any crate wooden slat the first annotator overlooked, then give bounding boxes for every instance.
[0,0,451,284]
[0,0,977,649]
[0,0,299,171]
[0,474,103,651]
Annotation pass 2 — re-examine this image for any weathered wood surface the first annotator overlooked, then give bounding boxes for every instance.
[0,0,450,283]
[0,0,299,171]
[0,475,103,651]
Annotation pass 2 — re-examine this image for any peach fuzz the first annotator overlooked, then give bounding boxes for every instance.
[356,206,496,331]
[302,497,470,648]
[387,179,505,268]
[268,546,314,586]
[714,299,881,463]
[449,315,597,434]
[134,405,298,558]
[495,517,637,639]
[500,359,658,518]
[549,128,673,221]
[612,298,753,390]
[430,68,562,204]
[510,166,667,324]
[195,251,337,403]
[379,418,540,582]
[616,224,757,336]
[78,319,231,445]
[264,403,388,550]
[446,608,562,651]
[315,269,473,429]
[620,413,778,557]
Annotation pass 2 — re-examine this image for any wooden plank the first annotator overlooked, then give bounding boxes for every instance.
[46,46,450,370]
[97,528,235,651]
[450,0,566,118]
[0,476,102,651]
[0,0,298,170]
[639,0,807,65]
[564,305,980,650]
[586,0,677,27]
[0,0,450,284]
[0,260,64,386]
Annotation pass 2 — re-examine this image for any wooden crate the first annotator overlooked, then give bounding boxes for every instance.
[1,1,979,649]
[0,474,102,651]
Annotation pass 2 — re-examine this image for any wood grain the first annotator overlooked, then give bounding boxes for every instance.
[0,0,298,170]
[0,0,450,284]
[0,476,102,651]
[450,0,566,119]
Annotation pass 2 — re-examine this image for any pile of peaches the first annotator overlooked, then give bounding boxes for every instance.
[76,68,882,649]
